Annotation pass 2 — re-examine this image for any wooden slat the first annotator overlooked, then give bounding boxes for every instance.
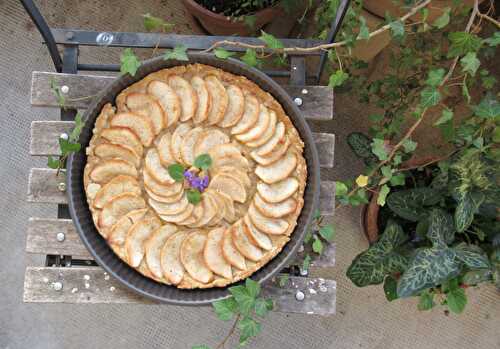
[30,72,334,120]
[24,267,336,315]
[30,121,335,168]
[27,168,335,215]
[26,217,335,268]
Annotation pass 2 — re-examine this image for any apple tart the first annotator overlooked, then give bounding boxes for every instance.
[84,63,307,288]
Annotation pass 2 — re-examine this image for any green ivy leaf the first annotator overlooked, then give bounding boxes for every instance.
[481,75,497,89]
[47,155,61,169]
[357,16,370,40]
[69,112,84,143]
[59,138,81,155]
[384,275,398,301]
[259,30,284,49]
[245,278,261,299]
[402,139,417,153]
[229,285,255,317]
[313,209,321,220]
[254,297,271,317]
[192,345,212,349]
[425,69,445,87]
[397,248,461,298]
[493,127,500,143]
[427,209,455,247]
[417,290,435,311]
[454,243,490,269]
[238,317,261,345]
[454,192,484,232]
[387,188,442,222]
[278,274,289,287]
[212,298,238,321]
[434,108,453,126]
[432,7,450,29]
[483,32,500,47]
[389,20,405,38]
[463,269,493,286]
[335,181,348,196]
[312,236,324,254]
[243,15,257,30]
[120,48,141,76]
[349,188,369,206]
[167,163,185,182]
[142,13,173,32]
[420,87,441,108]
[193,154,212,170]
[328,70,349,88]
[471,94,500,119]
[186,189,201,205]
[381,166,392,180]
[303,231,313,244]
[460,52,480,76]
[447,32,482,57]
[390,173,405,186]
[302,253,311,272]
[319,224,335,242]
[347,221,408,287]
[462,80,471,103]
[214,48,235,59]
[371,138,388,160]
[377,185,390,206]
[446,288,467,314]
[240,49,259,67]
[163,44,189,61]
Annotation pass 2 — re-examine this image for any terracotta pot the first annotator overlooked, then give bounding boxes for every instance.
[363,0,484,23]
[349,9,392,62]
[361,155,440,243]
[182,0,282,36]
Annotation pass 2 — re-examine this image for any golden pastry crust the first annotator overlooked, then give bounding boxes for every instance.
[84,64,307,289]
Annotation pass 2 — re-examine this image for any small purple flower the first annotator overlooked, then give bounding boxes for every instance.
[201,175,209,189]
[183,170,194,180]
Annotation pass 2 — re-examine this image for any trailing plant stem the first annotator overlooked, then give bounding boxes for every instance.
[216,314,240,349]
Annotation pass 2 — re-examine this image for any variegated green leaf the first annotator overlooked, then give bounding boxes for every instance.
[397,248,461,298]
[427,209,455,246]
[347,221,408,287]
[454,192,484,232]
[454,243,490,269]
[387,188,442,222]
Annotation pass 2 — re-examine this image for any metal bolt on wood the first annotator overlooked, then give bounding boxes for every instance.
[295,290,305,301]
[56,232,65,242]
[95,32,114,46]
[302,88,308,94]
[60,85,69,94]
[59,132,69,140]
[57,182,66,192]
[294,97,303,106]
[52,281,63,291]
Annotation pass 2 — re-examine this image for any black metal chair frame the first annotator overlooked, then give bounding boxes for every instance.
[20,0,350,268]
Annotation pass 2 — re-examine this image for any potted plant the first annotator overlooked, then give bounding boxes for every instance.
[182,0,298,36]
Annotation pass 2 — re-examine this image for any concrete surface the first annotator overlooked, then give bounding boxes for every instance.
[0,1,499,348]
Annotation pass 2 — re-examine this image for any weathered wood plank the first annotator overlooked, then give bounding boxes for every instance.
[27,168,67,204]
[28,168,335,215]
[26,217,335,268]
[24,267,336,315]
[294,243,336,269]
[31,72,334,120]
[26,218,91,258]
[30,121,335,168]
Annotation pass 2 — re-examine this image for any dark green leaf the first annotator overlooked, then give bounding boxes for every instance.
[193,154,212,170]
[389,21,405,38]
[482,75,497,89]
[427,209,455,247]
[397,248,461,298]
[238,317,261,344]
[167,164,185,182]
[259,31,284,49]
[349,188,369,206]
[446,288,467,314]
[390,173,405,186]
[420,87,441,108]
[454,192,484,232]
[402,139,417,153]
[381,166,392,180]
[387,188,441,222]
[328,70,349,88]
[163,44,189,61]
[245,278,260,299]
[319,224,335,242]
[441,278,459,294]
[240,49,259,67]
[243,15,257,30]
[303,231,313,244]
[120,48,141,76]
[47,156,60,169]
[438,119,455,142]
[69,113,84,142]
[425,69,445,87]
[59,138,81,155]
[483,32,500,47]
[142,13,173,32]
[462,80,471,103]
[347,132,373,159]
[454,243,490,269]
[377,185,390,207]
[278,274,289,287]
[212,298,238,321]
[312,236,323,254]
[432,7,450,29]
[302,254,311,272]
[471,94,500,119]
[347,221,408,287]
[493,127,500,143]
[313,209,321,220]
[384,276,398,301]
[447,32,482,57]
[371,138,388,160]
[357,16,370,40]
[229,285,255,316]
[187,189,201,205]
[417,290,435,311]
[214,48,235,59]
[460,52,480,76]
[462,269,492,286]
[434,108,453,126]
[254,297,271,317]
[335,181,348,196]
